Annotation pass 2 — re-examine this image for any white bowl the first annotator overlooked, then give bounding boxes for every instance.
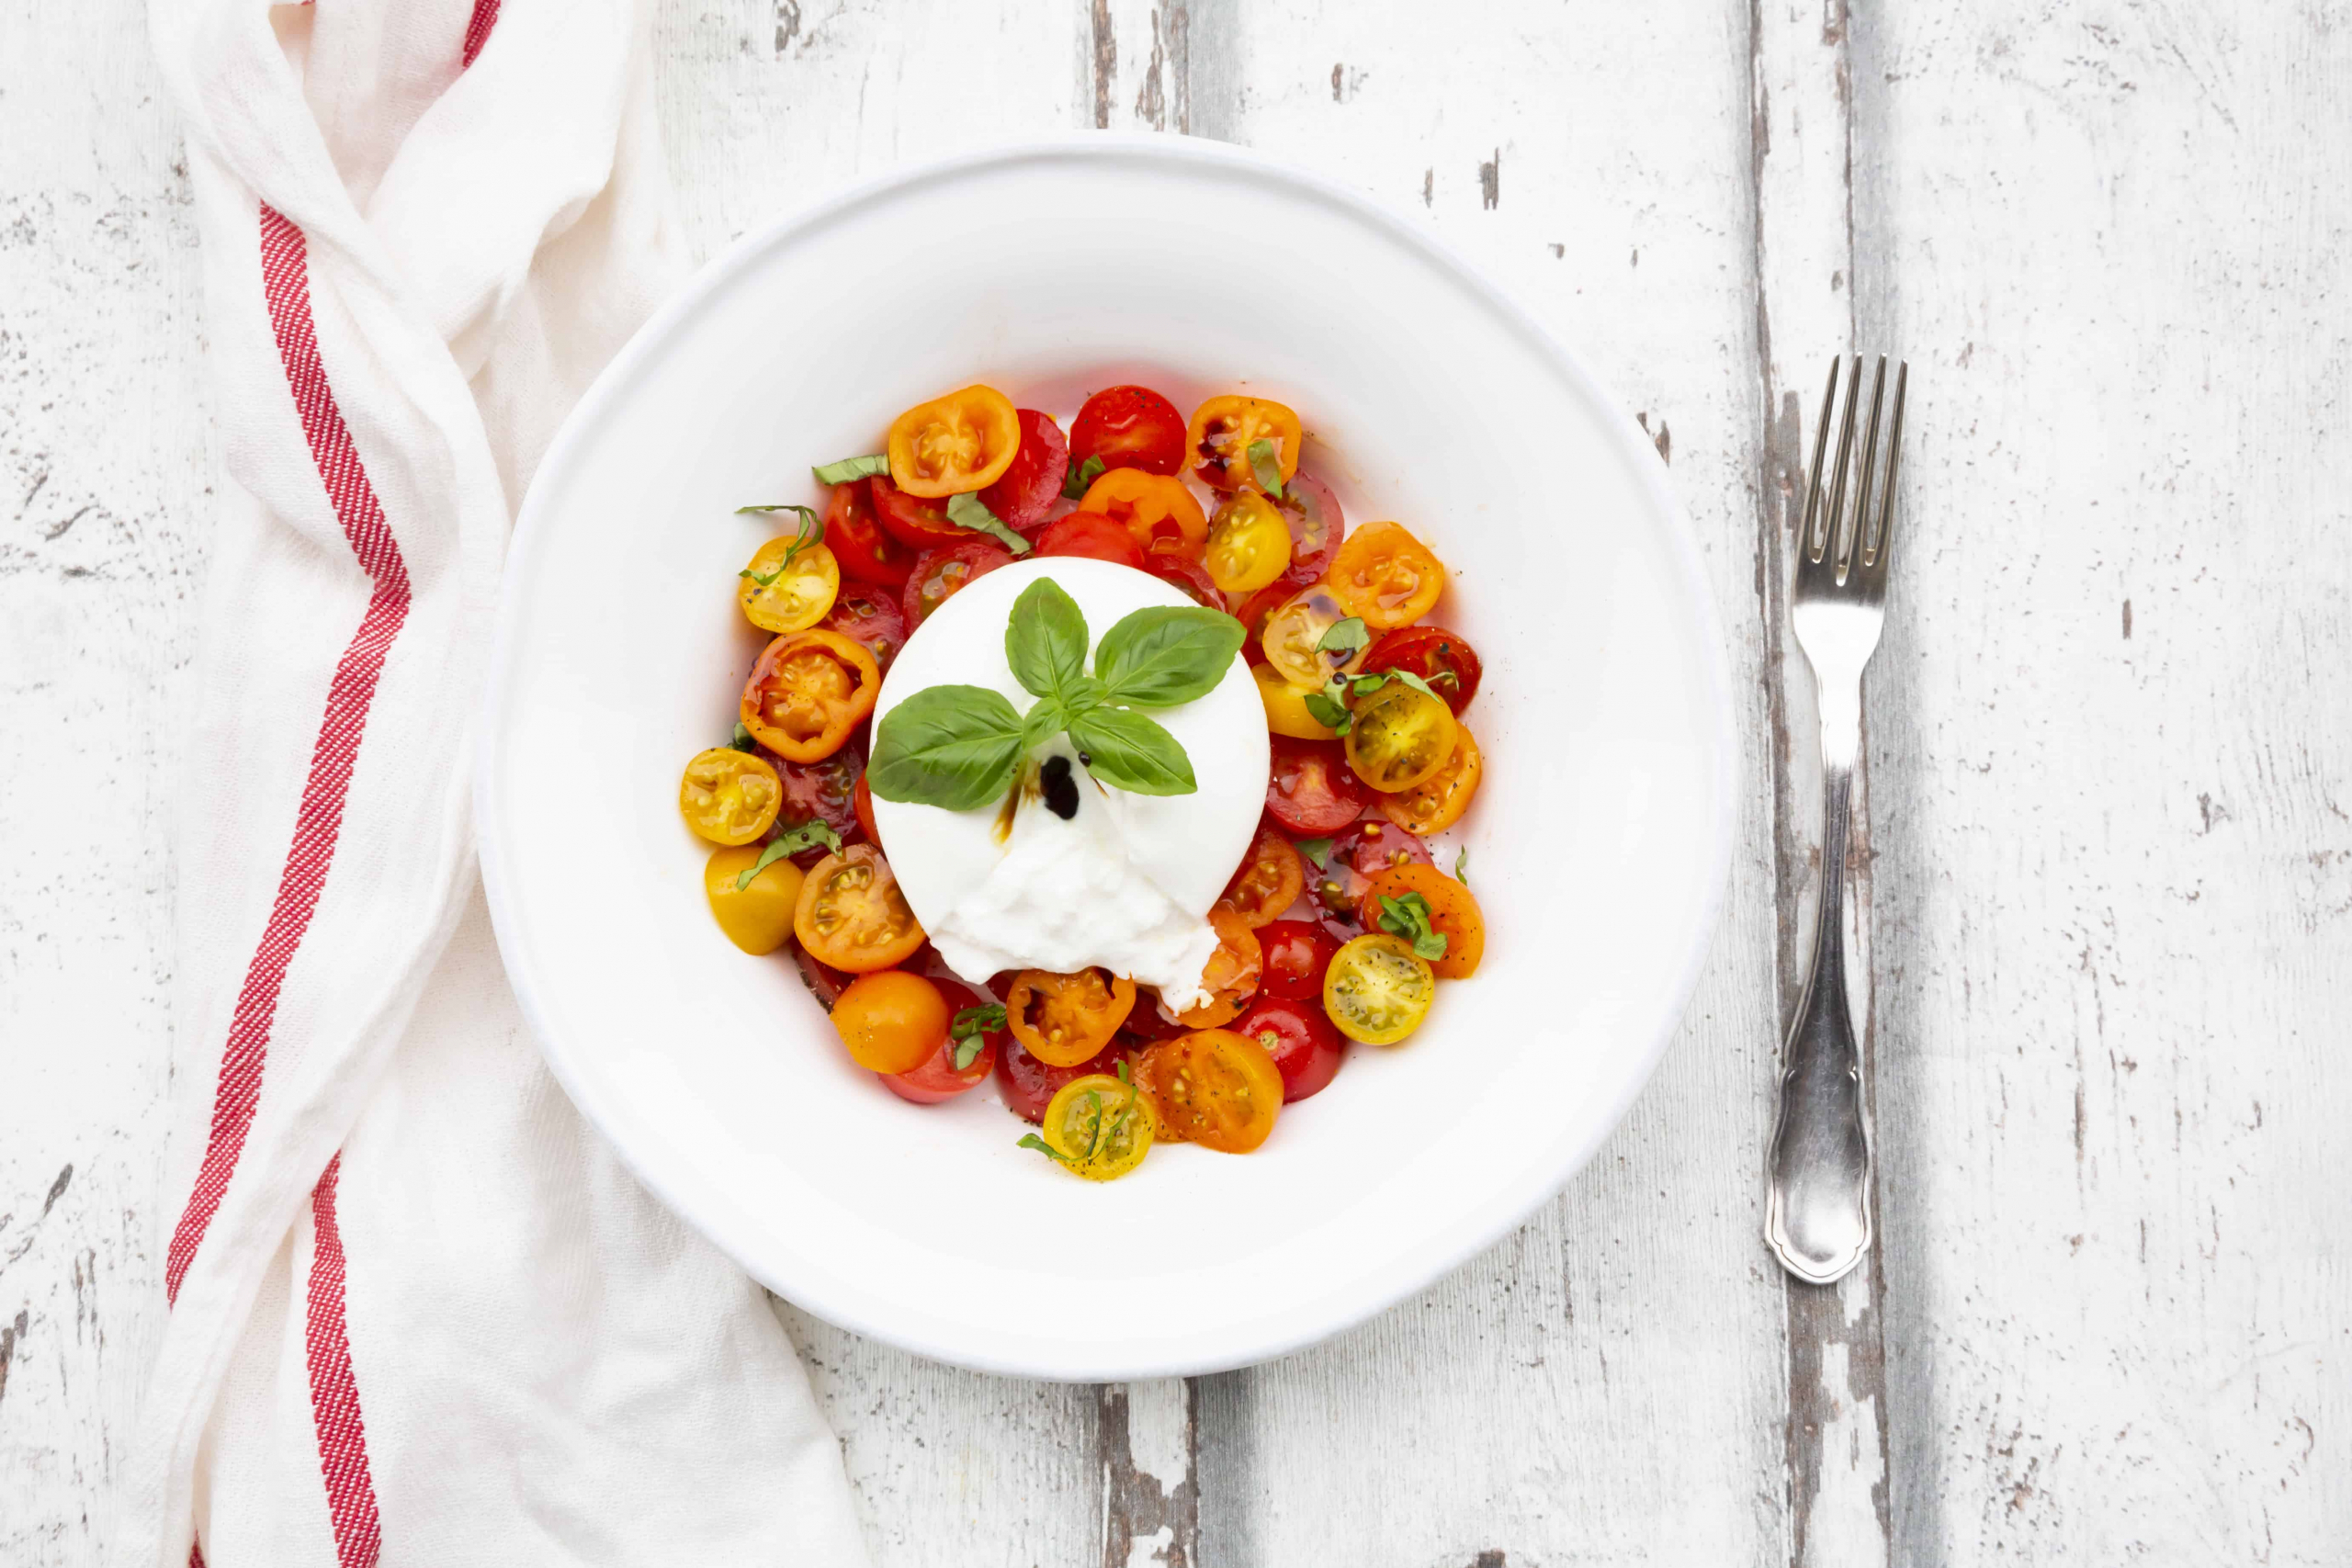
[479,135,1733,1380]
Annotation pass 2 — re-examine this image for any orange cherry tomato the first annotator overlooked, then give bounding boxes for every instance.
[740,629,880,763]
[1355,863,1485,979]
[1005,968,1138,1067]
[1220,821,1305,928]
[1380,722,1482,836]
[1185,395,1302,491]
[678,747,783,845]
[885,384,1021,497]
[1173,904,1263,1028]
[1253,663,1338,739]
[1327,520,1445,629]
[831,969,950,1074]
[1343,677,1457,793]
[1080,468,1209,558]
[1135,1029,1284,1153]
[793,844,925,973]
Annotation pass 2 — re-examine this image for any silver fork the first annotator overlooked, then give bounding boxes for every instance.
[1764,355,1908,1286]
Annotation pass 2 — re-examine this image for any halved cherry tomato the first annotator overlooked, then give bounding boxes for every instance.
[901,538,1015,629]
[1356,863,1485,979]
[824,479,914,587]
[1344,678,1458,793]
[1006,967,1138,1067]
[793,946,856,1009]
[997,1035,1137,1123]
[1037,1072,1154,1180]
[1363,625,1482,715]
[870,474,972,550]
[1261,586,1371,690]
[1069,385,1186,477]
[1322,933,1436,1045]
[852,773,878,843]
[977,409,1069,532]
[1258,919,1340,1001]
[794,843,924,972]
[882,977,1003,1104]
[1264,735,1368,835]
[1308,817,1433,936]
[1146,546,1227,612]
[821,585,906,673]
[1272,470,1345,582]
[1232,581,1295,646]
[831,969,949,1073]
[1328,520,1445,629]
[741,629,880,762]
[1253,663,1337,740]
[1234,995,1345,1102]
[679,748,783,845]
[1117,989,1195,1046]
[1173,904,1262,1028]
[1186,395,1302,491]
[702,844,806,954]
[886,385,1021,497]
[739,533,841,634]
[1035,510,1148,569]
[1204,490,1295,595]
[1381,723,1482,837]
[1135,1030,1283,1152]
[774,746,865,865]
[1080,468,1208,558]
[1220,821,1304,928]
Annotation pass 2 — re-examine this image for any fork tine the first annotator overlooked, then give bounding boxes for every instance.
[1862,360,1908,574]
[1798,358,1840,564]
[1843,357,1888,583]
[1819,357,1863,575]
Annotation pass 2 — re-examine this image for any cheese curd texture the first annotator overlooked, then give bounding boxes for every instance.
[869,558,1268,1010]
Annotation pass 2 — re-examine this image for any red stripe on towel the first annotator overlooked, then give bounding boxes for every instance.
[305,1156,382,1567]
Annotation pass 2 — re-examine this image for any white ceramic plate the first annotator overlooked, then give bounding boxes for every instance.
[479,135,1732,1380]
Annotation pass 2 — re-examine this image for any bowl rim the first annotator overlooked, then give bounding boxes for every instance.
[477,131,1737,1380]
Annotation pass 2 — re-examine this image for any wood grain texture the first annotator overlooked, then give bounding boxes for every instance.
[6,0,2352,1563]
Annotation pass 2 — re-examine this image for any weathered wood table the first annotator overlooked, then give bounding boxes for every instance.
[6,2,2346,1562]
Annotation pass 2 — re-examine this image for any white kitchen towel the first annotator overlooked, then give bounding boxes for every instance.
[119,1,870,1562]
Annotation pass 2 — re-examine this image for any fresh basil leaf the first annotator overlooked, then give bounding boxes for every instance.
[1247,437,1284,497]
[1006,578,1089,701]
[1294,836,1333,869]
[732,818,842,890]
[1020,699,1068,752]
[1093,605,1246,708]
[1068,706,1197,795]
[945,491,1031,554]
[729,722,758,753]
[1453,848,1470,886]
[1061,454,1105,501]
[1017,1132,1075,1168]
[1115,1057,1132,1085]
[734,839,793,892]
[1302,689,1352,735]
[1376,891,1449,960]
[739,565,781,587]
[1317,616,1369,656]
[1388,669,1442,703]
[811,454,889,485]
[951,1003,1006,1069]
[867,685,1026,810]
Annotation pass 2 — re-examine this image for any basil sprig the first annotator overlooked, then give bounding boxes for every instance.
[1317,616,1369,657]
[1304,663,1443,736]
[1453,848,1470,886]
[1247,438,1285,497]
[734,504,825,582]
[946,491,1031,554]
[735,818,844,890]
[1375,890,1449,961]
[1061,454,1106,500]
[950,1003,1006,1069]
[868,577,1243,810]
[812,453,890,486]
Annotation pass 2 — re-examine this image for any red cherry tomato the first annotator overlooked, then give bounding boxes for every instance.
[1233,995,1345,1103]
[871,474,972,550]
[1257,919,1340,1001]
[1145,546,1227,612]
[853,773,878,843]
[773,746,865,866]
[821,585,907,673]
[793,945,856,1009]
[1035,510,1148,569]
[1308,817,1434,935]
[1116,988,1195,1047]
[1069,385,1186,477]
[994,1035,1138,1124]
[824,479,914,587]
[978,409,1069,534]
[1264,736,1369,835]
[1362,625,1484,715]
[1273,470,1345,583]
[882,978,1005,1104]
[1233,580,1295,645]
[901,538,1015,628]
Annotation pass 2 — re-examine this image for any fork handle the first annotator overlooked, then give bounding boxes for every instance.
[1764,749,1874,1285]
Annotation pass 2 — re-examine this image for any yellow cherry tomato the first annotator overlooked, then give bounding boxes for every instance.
[703,845,807,954]
[1260,586,1369,690]
[1328,520,1445,629]
[738,534,841,634]
[1253,663,1338,739]
[885,385,1021,497]
[1380,722,1482,835]
[1036,1072,1155,1180]
[678,748,782,845]
[831,970,950,1074]
[1204,491,1295,595]
[1322,933,1436,1045]
[1344,679,1458,793]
